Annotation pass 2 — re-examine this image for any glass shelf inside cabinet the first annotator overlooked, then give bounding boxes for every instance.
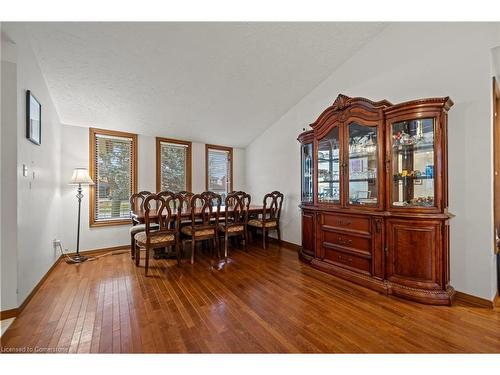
[317,127,340,204]
[301,143,313,203]
[348,122,378,206]
[391,118,435,208]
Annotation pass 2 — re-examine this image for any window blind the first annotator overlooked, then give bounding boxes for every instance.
[159,142,188,192]
[94,133,133,221]
[207,148,231,196]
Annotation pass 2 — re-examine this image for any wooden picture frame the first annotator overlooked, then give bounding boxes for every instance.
[26,90,41,145]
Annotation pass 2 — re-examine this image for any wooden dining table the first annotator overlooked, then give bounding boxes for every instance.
[130,205,264,259]
[130,204,264,223]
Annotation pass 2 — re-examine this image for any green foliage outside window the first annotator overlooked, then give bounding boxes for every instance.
[97,138,132,219]
[160,144,186,192]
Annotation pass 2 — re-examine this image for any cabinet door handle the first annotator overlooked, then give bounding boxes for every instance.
[337,236,352,246]
[338,254,353,263]
[384,157,391,172]
[337,220,351,226]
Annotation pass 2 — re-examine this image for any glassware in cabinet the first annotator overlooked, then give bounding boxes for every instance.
[347,122,379,206]
[301,142,313,203]
[317,127,341,204]
[391,118,435,208]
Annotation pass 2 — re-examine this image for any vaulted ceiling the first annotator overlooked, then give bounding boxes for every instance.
[26,22,386,147]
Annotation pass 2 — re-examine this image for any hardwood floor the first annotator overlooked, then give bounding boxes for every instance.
[1,242,499,353]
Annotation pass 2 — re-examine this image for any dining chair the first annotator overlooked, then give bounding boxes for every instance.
[158,190,178,208]
[181,192,222,264]
[134,192,182,276]
[178,191,194,210]
[218,191,251,260]
[177,190,195,226]
[129,191,159,259]
[248,191,284,249]
[227,191,246,206]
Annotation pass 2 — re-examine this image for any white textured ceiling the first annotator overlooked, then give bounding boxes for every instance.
[26,22,386,147]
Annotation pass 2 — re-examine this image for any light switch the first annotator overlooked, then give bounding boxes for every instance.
[22,164,28,177]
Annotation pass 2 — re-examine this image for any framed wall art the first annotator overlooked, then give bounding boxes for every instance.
[26,90,41,145]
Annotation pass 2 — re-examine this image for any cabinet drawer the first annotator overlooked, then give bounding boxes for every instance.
[322,230,370,255]
[323,246,371,274]
[322,213,371,234]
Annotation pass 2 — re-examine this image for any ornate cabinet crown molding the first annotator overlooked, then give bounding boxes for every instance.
[310,94,393,138]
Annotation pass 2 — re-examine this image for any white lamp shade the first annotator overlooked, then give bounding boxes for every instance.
[69,168,95,185]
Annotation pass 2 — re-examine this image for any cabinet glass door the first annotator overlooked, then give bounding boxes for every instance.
[317,127,340,204]
[301,142,313,203]
[391,118,435,207]
[347,122,379,206]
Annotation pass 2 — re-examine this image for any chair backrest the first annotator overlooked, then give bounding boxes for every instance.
[227,191,246,206]
[201,190,220,207]
[191,191,222,227]
[143,192,182,235]
[178,191,194,212]
[130,191,152,212]
[158,190,179,210]
[229,190,246,196]
[262,191,284,222]
[224,191,251,226]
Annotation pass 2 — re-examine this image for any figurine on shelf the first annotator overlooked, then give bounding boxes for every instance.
[393,130,402,142]
[425,164,434,178]
[392,129,414,147]
[394,170,424,180]
[410,196,434,206]
[402,132,412,145]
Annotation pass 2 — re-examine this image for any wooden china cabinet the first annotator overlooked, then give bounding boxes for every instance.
[298,94,455,305]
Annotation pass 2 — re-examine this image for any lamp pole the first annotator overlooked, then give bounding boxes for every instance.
[72,182,87,263]
[68,168,93,263]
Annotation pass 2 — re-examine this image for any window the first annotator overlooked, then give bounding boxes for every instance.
[156,138,192,192]
[89,128,137,227]
[206,144,233,199]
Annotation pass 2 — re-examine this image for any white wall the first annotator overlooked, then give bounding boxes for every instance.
[60,124,246,252]
[1,23,63,305]
[493,46,500,82]
[245,22,500,300]
[1,32,19,312]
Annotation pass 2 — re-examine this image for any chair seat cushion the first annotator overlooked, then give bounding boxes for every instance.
[129,223,159,235]
[181,226,215,237]
[219,223,245,233]
[248,219,277,228]
[134,231,175,246]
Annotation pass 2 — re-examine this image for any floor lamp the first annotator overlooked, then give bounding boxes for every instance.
[69,168,95,263]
